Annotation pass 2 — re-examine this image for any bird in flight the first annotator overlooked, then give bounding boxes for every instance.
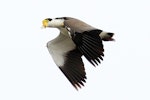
[42,17,114,90]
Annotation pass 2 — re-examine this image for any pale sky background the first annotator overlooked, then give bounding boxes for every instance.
[0,0,150,100]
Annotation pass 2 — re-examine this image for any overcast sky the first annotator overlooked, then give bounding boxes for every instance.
[0,0,150,100]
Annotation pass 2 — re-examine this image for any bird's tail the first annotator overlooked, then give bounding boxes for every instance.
[99,31,115,41]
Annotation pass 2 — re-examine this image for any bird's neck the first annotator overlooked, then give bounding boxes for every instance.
[58,28,70,37]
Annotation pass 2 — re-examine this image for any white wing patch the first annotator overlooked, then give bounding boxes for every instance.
[65,26,73,38]
[47,33,76,67]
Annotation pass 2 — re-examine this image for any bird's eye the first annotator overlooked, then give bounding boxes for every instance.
[46,18,52,21]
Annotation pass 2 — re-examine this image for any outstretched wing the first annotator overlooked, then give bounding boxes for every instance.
[47,33,86,90]
[73,30,104,66]
[59,49,86,90]
[64,18,104,66]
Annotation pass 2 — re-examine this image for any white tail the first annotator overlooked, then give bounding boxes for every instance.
[100,31,115,41]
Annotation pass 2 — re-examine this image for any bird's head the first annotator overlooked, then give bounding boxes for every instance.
[42,18,65,28]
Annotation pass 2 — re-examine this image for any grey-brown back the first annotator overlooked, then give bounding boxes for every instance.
[64,17,97,33]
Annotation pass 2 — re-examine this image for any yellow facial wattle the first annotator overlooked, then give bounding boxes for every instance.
[42,19,49,28]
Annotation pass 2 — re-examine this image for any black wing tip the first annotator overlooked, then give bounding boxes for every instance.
[59,65,87,90]
[69,74,87,90]
[72,79,86,90]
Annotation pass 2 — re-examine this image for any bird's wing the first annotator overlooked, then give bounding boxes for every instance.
[59,49,86,90]
[64,19,104,66]
[47,33,86,90]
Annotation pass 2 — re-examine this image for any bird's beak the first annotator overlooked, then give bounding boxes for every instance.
[42,19,49,28]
